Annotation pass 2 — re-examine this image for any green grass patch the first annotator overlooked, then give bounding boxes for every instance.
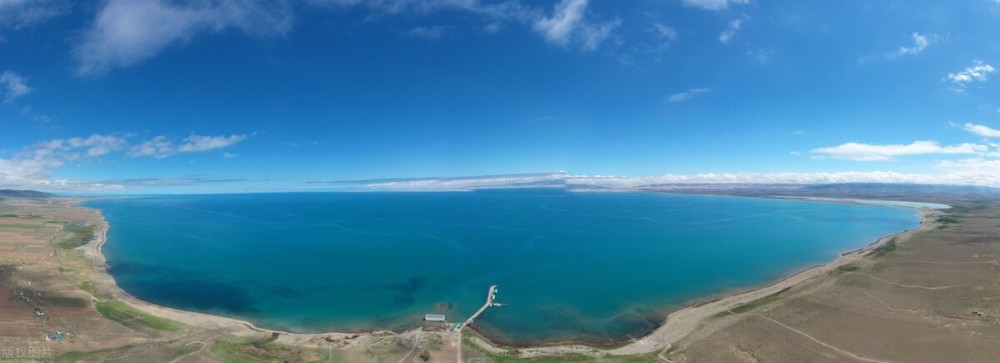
[867,238,897,258]
[209,340,267,363]
[837,264,860,272]
[58,222,97,249]
[0,213,17,218]
[40,295,89,308]
[830,264,861,275]
[460,335,658,363]
[56,344,138,362]
[935,215,962,225]
[208,336,328,363]
[95,300,182,331]
[713,287,790,318]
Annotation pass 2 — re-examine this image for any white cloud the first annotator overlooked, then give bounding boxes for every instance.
[668,87,711,102]
[73,0,293,76]
[962,123,1000,138]
[36,134,129,159]
[681,0,750,11]
[533,0,586,45]
[810,140,986,161]
[0,134,129,188]
[533,0,618,50]
[653,23,678,42]
[719,19,742,44]
[72,0,619,74]
[946,60,996,88]
[350,171,1000,190]
[933,158,1000,186]
[128,133,248,158]
[0,71,31,102]
[0,0,67,31]
[746,48,772,64]
[408,25,449,40]
[178,134,247,153]
[572,172,947,186]
[127,135,174,158]
[891,32,929,58]
[0,133,248,189]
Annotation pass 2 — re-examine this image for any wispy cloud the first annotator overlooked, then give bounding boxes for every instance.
[946,60,996,90]
[1,133,248,189]
[668,87,711,102]
[889,32,930,58]
[128,134,248,158]
[0,0,68,31]
[35,134,129,159]
[858,32,935,64]
[811,140,986,161]
[407,25,449,41]
[682,0,750,11]
[745,48,772,64]
[72,0,623,75]
[73,0,293,76]
[0,71,31,103]
[533,0,586,45]
[653,23,678,42]
[962,123,1000,138]
[719,19,742,44]
[0,134,128,188]
[179,134,246,153]
[336,171,1000,190]
[533,0,619,50]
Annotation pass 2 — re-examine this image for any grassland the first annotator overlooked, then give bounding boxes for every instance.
[668,200,1000,362]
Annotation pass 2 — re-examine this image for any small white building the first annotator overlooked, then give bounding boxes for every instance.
[424,314,446,322]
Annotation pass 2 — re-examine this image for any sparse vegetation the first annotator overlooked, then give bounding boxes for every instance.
[867,238,897,258]
[58,222,97,249]
[713,287,790,318]
[935,215,962,229]
[832,264,860,274]
[208,337,329,363]
[461,334,659,362]
[95,300,183,331]
[40,295,89,308]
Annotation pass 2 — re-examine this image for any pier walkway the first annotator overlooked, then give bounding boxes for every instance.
[464,285,497,327]
[455,285,499,362]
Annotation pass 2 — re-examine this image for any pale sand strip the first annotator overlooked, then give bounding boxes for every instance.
[77,199,937,357]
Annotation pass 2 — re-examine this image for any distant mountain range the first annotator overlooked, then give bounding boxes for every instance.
[0,190,54,198]
[631,183,1000,203]
[319,173,1000,203]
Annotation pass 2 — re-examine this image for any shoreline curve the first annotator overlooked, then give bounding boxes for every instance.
[77,196,937,357]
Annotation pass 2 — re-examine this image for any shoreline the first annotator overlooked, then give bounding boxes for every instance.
[81,205,378,346]
[76,196,938,357]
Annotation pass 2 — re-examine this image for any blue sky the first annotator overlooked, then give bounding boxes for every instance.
[2,0,1000,193]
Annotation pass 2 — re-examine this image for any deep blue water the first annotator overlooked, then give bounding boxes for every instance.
[85,191,918,345]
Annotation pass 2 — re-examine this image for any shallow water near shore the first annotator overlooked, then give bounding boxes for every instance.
[86,191,918,345]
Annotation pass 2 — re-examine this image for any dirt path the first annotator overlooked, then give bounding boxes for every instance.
[398,331,421,363]
[754,313,890,363]
[167,341,206,363]
[856,272,967,290]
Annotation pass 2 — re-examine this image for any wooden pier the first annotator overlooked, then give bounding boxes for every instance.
[464,285,497,327]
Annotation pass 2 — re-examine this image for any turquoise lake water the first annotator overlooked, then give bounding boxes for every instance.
[85,191,918,345]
